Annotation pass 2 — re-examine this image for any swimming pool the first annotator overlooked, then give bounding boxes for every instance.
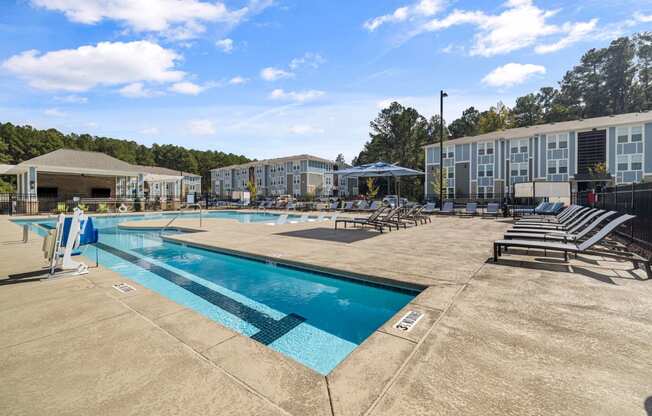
[14,212,418,374]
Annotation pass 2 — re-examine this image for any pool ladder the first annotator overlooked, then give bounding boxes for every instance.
[159,204,203,236]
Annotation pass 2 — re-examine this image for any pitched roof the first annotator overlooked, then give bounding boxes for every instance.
[425,111,652,147]
[17,149,142,174]
[136,165,200,177]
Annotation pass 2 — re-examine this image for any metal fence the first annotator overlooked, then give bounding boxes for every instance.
[574,182,652,249]
[0,193,187,216]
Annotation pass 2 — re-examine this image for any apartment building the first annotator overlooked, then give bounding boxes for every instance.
[211,154,352,198]
[424,111,652,200]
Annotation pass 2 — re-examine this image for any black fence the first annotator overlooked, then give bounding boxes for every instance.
[0,193,189,216]
[574,182,652,249]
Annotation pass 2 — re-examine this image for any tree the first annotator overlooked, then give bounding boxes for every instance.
[478,103,510,134]
[448,107,480,139]
[636,32,652,110]
[335,153,346,166]
[0,122,250,193]
[245,180,257,201]
[511,94,541,127]
[354,102,435,200]
[365,178,379,199]
[429,167,442,199]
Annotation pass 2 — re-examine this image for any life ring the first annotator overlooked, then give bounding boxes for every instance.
[118,204,128,213]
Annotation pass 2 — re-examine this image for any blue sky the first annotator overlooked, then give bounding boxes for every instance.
[1,0,651,162]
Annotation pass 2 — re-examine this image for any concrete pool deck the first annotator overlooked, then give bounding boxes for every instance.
[1,211,651,415]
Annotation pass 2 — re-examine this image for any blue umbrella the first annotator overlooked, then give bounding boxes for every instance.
[336,162,424,207]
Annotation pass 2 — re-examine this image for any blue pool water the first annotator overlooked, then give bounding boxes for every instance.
[14,212,417,374]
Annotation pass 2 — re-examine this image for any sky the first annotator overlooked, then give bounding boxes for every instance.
[1,0,651,163]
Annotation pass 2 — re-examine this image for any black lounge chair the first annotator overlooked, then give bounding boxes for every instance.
[335,206,389,233]
[513,207,592,230]
[504,210,616,242]
[516,205,581,224]
[493,214,651,279]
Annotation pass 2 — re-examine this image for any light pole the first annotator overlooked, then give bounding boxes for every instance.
[439,90,447,205]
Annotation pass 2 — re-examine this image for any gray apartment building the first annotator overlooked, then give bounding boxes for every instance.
[424,111,652,200]
[210,154,358,198]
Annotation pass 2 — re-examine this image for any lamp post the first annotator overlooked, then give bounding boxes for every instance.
[439,90,447,205]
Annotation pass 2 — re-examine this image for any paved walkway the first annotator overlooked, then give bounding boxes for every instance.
[1,212,651,416]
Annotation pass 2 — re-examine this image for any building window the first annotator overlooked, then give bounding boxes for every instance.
[545,132,569,181]
[615,125,644,184]
[477,142,494,197]
[510,139,529,184]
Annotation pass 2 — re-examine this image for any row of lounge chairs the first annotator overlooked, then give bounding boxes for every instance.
[424,201,501,217]
[493,204,651,278]
[334,205,431,233]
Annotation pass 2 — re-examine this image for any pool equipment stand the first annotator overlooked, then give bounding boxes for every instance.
[48,209,89,277]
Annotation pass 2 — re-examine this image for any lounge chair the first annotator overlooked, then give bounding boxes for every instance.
[342,201,354,211]
[518,204,580,223]
[460,202,477,216]
[422,202,437,214]
[266,214,288,226]
[438,201,454,215]
[328,201,339,211]
[403,205,430,224]
[484,203,500,218]
[513,207,594,231]
[356,201,369,211]
[493,214,651,279]
[335,206,389,233]
[507,209,605,234]
[512,202,548,216]
[375,207,408,230]
[504,211,617,242]
[367,201,380,211]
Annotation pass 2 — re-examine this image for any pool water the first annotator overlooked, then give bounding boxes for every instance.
[14,211,417,374]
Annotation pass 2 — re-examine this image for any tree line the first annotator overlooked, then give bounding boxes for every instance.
[0,122,250,192]
[353,32,651,200]
[448,33,652,138]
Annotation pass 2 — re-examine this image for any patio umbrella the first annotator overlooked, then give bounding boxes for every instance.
[336,162,424,208]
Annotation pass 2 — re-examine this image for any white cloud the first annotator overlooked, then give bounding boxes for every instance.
[2,41,184,92]
[534,19,598,54]
[364,0,445,31]
[30,0,273,40]
[482,63,546,88]
[216,38,234,53]
[373,0,600,56]
[289,52,325,70]
[289,125,325,135]
[260,67,294,81]
[44,108,67,117]
[188,119,216,135]
[228,76,249,85]
[269,89,325,103]
[169,81,203,95]
[140,127,160,135]
[119,82,160,98]
[55,94,88,104]
[634,12,652,23]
